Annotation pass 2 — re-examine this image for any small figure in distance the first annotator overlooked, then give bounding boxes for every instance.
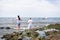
[16,15,21,29]
[28,18,33,29]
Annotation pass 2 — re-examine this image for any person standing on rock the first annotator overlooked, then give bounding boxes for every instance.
[28,18,33,29]
[16,15,21,29]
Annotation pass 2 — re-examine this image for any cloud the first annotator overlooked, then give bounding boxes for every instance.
[47,0,60,7]
[0,0,60,17]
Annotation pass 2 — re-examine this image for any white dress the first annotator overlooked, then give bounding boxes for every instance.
[28,19,33,29]
[16,18,21,26]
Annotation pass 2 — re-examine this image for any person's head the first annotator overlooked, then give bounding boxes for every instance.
[17,15,21,20]
[30,18,31,19]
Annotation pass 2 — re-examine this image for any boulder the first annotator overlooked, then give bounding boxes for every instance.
[0,27,4,29]
[5,27,11,29]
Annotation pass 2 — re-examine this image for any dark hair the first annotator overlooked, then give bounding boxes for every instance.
[17,15,21,20]
[30,18,31,19]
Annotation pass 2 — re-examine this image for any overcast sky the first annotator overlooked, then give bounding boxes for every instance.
[0,0,60,17]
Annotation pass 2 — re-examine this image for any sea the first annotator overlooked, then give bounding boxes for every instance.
[0,17,60,40]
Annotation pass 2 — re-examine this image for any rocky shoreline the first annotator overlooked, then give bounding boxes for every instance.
[1,24,60,40]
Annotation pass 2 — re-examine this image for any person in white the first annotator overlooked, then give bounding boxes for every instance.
[28,18,33,29]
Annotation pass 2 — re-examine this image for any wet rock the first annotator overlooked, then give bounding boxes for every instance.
[18,38,22,40]
[0,27,4,29]
[5,27,11,29]
[18,36,22,40]
[23,36,32,40]
[35,30,46,38]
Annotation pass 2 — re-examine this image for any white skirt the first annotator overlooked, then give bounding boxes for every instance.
[17,20,21,25]
[28,23,32,29]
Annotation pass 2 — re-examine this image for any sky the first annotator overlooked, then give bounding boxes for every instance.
[0,0,60,17]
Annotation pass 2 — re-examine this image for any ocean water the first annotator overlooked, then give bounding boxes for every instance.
[0,17,60,40]
[0,17,60,27]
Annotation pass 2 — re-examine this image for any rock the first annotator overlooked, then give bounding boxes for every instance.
[35,30,46,38]
[0,27,4,29]
[18,38,22,40]
[45,32,60,40]
[18,36,22,40]
[23,36,32,40]
[5,27,11,29]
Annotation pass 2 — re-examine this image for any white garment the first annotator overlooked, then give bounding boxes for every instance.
[28,19,33,29]
[16,18,21,25]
